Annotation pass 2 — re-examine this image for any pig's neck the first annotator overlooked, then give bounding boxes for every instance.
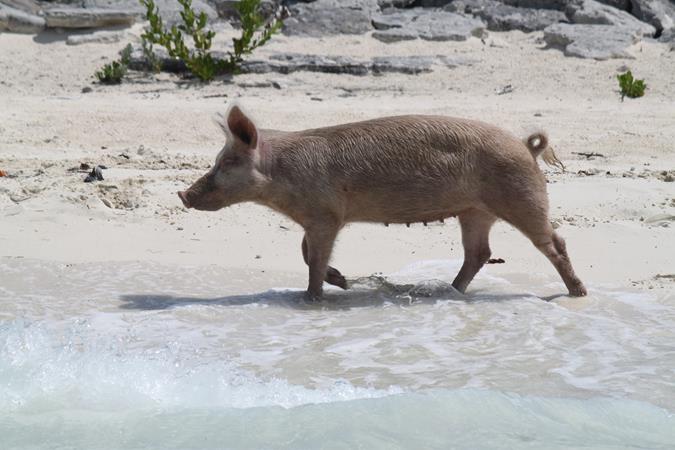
[253,140,299,222]
[257,138,274,178]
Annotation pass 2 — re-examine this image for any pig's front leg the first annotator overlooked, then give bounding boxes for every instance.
[302,235,348,290]
[303,222,341,301]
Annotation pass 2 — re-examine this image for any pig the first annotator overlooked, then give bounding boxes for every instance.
[178,104,587,300]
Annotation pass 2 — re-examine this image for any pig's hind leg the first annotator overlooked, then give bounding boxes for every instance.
[302,234,348,291]
[499,203,587,297]
[452,209,497,293]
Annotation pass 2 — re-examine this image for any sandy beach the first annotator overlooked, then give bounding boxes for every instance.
[1,26,674,289]
[1,19,675,449]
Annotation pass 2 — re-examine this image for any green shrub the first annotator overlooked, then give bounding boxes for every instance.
[141,39,162,74]
[95,44,133,84]
[139,0,286,81]
[617,70,646,101]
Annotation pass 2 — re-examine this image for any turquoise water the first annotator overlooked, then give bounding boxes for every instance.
[1,258,674,449]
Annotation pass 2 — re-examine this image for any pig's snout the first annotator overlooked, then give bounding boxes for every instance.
[177,191,192,208]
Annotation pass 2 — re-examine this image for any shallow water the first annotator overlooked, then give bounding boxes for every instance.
[1,258,674,449]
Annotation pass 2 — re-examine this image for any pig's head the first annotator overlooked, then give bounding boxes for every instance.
[178,105,267,211]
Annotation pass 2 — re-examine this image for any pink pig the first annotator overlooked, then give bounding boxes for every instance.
[178,104,587,300]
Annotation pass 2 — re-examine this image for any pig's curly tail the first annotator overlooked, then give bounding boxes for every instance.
[525,132,565,172]
[525,132,548,157]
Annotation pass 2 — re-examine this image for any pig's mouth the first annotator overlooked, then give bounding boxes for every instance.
[177,190,223,211]
[177,191,191,208]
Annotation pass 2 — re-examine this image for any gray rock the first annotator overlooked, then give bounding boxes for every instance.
[543,23,640,58]
[372,9,486,42]
[43,7,136,28]
[0,4,45,33]
[283,0,378,36]
[416,0,455,6]
[127,44,474,76]
[566,0,656,36]
[659,26,675,41]
[594,0,631,11]
[248,52,371,75]
[66,29,126,45]
[82,0,217,26]
[377,0,417,8]
[371,28,420,42]
[371,55,436,74]
[371,10,415,29]
[630,0,675,35]
[449,0,566,32]
[437,54,477,67]
[1,0,41,15]
[499,0,575,10]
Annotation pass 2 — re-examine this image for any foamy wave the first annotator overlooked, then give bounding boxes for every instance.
[0,320,401,413]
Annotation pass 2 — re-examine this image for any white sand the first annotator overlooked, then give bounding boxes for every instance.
[1,25,674,294]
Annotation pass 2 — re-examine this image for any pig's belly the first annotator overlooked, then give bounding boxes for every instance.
[343,188,477,224]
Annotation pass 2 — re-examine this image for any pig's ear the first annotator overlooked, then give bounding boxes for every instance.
[226,105,258,149]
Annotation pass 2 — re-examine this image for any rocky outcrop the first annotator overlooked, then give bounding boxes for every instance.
[542,0,657,59]
[2,0,669,63]
[0,3,45,33]
[247,52,372,75]
[1,0,41,15]
[565,0,656,35]
[543,23,640,59]
[372,9,486,42]
[448,0,566,32]
[499,0,574,10]
[630,0,675,36]
[127,44,475,76]
[595,0,632,10]
[283,0,378,36]
[377,0,417,7]
[245,52,476,74]
[43,8,135,28]
[660,26,675,41]
[81,0,217,25]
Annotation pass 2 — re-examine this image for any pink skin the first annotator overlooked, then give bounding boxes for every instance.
[179,104,587,301]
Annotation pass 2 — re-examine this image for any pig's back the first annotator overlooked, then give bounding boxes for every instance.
[267,115,537,223]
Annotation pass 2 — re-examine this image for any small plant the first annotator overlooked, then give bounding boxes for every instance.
[230,0,285,68]
[141,39,162,73]
[617,70,646,101]
[139,0,286,81]
[95,44,133,84]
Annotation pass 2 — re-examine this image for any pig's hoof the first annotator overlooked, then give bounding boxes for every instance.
[304,290,322,302]
[568,283,588,297]
[326,266,348,290]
